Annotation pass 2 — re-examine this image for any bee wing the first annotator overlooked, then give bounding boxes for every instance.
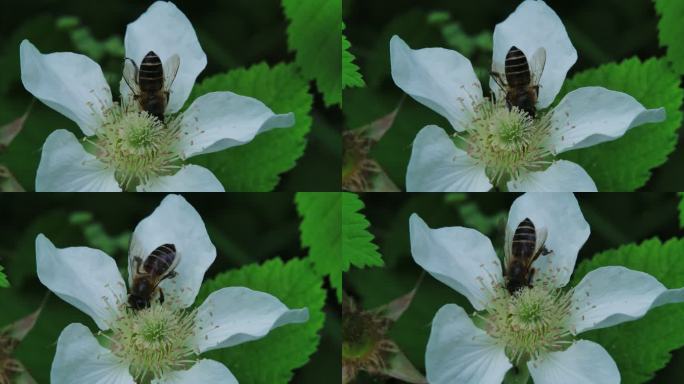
[490,59,508,98]
[127,234,146,286]
[529,47,547,88]
[163,54,180,92]
[531,225,548,265]
[122,58,141,94]
[503,222,514,271]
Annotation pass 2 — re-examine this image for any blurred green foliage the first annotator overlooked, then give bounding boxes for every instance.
[345,193,684,383]
[0,193,339,383]
[0,0,341,191]
[343,0,683,191]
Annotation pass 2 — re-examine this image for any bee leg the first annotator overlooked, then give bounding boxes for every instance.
[159,271,177,283]
[528,268,536,285]
[158,288,165,305]
[541,246,551,256]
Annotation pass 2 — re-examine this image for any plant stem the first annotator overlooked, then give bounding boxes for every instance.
[503,364,530,384]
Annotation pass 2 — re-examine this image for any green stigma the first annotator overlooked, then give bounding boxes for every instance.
[104,302,197,381]
[90,103,183,190]
[479,283,573,364]
[457,98,553,187]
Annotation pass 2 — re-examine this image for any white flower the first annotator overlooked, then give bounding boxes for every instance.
[390,0,665,192]
[21,1,295,192]
[35,194,309,383]
[409,192,684,384]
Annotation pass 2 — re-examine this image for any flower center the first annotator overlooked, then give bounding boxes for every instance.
[480,283,573,364]
[106,302,197,381]
[90,103,183,189]
[458,98,553,186]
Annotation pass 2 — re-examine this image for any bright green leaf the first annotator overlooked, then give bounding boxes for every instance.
[187,63,312,191]
[570,238,684,384]
[282,0,342,106]
[342,192,382,271]
[295,192,342,301]
[196,258,325,384]
[655,0,684,75]
[342,23,365,90]
[0,266,8,288]
[557,57,683,191]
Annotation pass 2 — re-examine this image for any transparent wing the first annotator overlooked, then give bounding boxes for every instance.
[163,54,180,92]
[127,234,145,286]
[530,226,548,265]
[122,58,140,94]
[529,47,547,88]
[504,222,513,270]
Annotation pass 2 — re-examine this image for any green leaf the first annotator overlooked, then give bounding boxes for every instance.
[196,258,325,384]
[282,0,341,106]
[570,238,684,384]
[655,0,684,75]
[679,193,684,228]
[295,192,342,301]
[342,23,365,90]
[557,57,683,191]
[0,266,9,288]
[187,63,312,191]
[342,193,382,271]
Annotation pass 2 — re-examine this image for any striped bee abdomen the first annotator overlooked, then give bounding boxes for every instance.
[504,46,531,87]
[139,51,164,92]
[144,243,177,275]
[511,217,536,258]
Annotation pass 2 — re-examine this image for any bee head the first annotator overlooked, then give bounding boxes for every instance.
[128,294,149,310]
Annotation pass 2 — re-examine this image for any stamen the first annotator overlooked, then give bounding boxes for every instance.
[106,301,197,381]
[89,103,183,189]
[456,98,553,186]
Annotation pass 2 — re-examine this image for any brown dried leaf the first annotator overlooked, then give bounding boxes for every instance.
[0,166,24,192]
[0,103,32,151]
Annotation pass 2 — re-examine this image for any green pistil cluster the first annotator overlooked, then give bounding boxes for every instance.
[459,98,553,186]
[90,103,183,189]
[105,302,197,381]
[480,283,573,364]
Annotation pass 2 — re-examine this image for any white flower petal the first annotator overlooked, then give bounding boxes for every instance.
[52,323,134,384]
[409,214,502,311]
[528,340,619,384]
[179,91,295,158]
[193,287,309,353]
[506,160,597,192]
[121,1,207,113]
[570,266,684,334]
[426,304,511,384]
[549,86,666,153]
[129,194,216,309]
[406,126,492,192]
[390,35,482,131]
[36,235,126,330]
[506,192,589,288]
[153,360,237,384]
[36,130,121,192]
[491,0,577,108]
[20,40,112,136]
[136,165,224,192]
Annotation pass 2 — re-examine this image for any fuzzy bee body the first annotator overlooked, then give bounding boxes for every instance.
[123,51,180,123]
[128,243,179,310]
[491,46,546,118]
[505,218,550,294]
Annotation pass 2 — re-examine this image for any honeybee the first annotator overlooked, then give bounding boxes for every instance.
[491,46,546,118]
[128,243,179,310]
[504,217,551,294]
[123,51,180,122]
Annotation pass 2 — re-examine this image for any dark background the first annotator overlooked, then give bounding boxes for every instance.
[0,193,339,383]
[343,0,683,191]
[345,193,683,383]
[0,0,341,191]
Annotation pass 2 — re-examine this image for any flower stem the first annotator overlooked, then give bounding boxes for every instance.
[503,364,530,384]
